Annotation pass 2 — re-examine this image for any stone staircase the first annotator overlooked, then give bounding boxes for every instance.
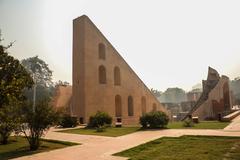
[182,80,218,120]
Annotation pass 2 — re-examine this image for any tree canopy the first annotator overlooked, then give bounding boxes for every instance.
[0,35,33,108]
[21,56,53,87]
[21,56,54,102]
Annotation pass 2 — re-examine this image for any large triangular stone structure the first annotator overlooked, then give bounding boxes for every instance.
[72,15,168,125]
[183,67,232,120]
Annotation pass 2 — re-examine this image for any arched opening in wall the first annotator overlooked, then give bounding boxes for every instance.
[128,96,134,116]
[223,82,230,110]
[114,66,121,86]
[115,95,122,117]
[99,65,106,84]
[98,43,106,60]
[141,97,146,115]
[152,103,157,112]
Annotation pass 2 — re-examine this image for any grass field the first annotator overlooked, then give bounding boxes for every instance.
[59,121,230,137]
[114,135,240,160]
[59,127,140,137]
[167,121,230,129]
[0,136,79,160]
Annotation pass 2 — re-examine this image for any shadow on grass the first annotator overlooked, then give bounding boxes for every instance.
[0,146,43,160]
[0,137,79,160]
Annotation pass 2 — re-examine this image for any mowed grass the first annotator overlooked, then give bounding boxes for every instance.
[114,135,240,160]
[59,121,230,137]
[167,121,230,129]
[59,127,140,137]
[0,136,79,160]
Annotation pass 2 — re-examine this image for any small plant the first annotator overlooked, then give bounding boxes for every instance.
[59,114,78,128]
[87,111,112,129]
[183,118,194,127]
[140,111,169,129]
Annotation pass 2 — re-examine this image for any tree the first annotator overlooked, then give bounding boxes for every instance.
[0,31,33,144]
[21,56,53,87]
[55,80,70,86]
[18,100,59,150]
[150,88,162,98]
[0,33,33,108]
[21,56,53,110]
[0,101,20,144]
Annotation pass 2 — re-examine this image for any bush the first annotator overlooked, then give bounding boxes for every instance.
[183,118,194,127]
[140,111,169,129]
[17,100,59,150]
[59,114,78,128]
[87,111,112,128]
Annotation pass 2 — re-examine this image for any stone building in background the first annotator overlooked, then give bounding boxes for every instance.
[72,15,168,125]
[158,88,187,103]
[51,85,72,114]
[184,67,232,120]
[187,88,202,102]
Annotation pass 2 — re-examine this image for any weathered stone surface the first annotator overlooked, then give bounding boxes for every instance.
[184,67,232,120]
[72,15,168,125]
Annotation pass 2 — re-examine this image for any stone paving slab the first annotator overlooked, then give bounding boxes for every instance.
[224,114,240,131]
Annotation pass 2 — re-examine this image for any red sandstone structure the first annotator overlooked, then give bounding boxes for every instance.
[72,15,168,125]
[184,67,232,120]
[52,85,72,113]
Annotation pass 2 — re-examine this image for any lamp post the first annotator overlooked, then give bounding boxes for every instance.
[32,73,37,113]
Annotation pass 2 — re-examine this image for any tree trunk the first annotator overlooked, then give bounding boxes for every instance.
[29,137,40,151]
[0,133,9,144]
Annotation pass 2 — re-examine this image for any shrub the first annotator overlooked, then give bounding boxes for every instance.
[87,111,112,128]
[183,118,194,127]
[140,111,169,129]
[59,114,78,128]
[17,100,59,150]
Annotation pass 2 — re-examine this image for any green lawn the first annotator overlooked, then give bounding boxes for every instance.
[59,121,230,137]
[0,136,79,160]
[114,135,240,160]
[59,127,140,137]
[167,121,230,129]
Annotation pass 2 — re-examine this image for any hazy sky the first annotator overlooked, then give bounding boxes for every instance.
[1,0,240,91]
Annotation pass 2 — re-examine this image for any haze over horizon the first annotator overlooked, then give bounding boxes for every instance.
[1,0,240,92]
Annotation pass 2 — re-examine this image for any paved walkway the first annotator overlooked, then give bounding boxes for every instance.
[14,117,240,160]
[224,114,240,131]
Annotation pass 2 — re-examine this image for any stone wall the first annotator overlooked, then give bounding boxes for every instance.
[72,15,169,125]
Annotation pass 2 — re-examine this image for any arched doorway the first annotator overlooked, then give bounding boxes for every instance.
[115,95,122,117]
[141,97,146,115]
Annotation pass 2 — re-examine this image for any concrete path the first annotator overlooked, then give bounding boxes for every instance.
[224,114,240,131]
[13,126,240,160]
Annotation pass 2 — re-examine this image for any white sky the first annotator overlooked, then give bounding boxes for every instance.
[0,0,240,92]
